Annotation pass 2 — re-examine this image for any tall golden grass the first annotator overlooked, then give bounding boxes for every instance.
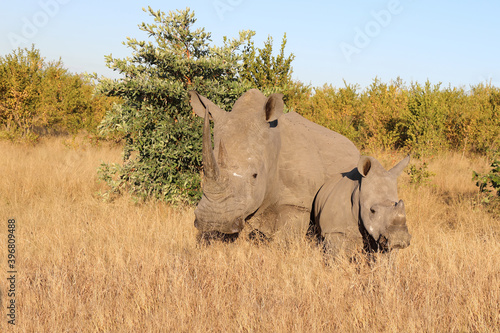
[0,138,498,332]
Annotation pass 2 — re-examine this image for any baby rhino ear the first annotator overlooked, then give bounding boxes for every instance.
[264,93,284,122]
[358,156,372,177]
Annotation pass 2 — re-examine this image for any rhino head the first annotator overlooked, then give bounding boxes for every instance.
[356,155,412,251]
[189,89,284,234]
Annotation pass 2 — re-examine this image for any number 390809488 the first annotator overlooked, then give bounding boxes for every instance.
[8,219,16,270]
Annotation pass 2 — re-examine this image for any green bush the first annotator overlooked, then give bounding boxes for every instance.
[407,161,435,186]
[241,33,295,95]
[473,158,500,203]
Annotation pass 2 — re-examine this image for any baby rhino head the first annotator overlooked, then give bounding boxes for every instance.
[357,155,411,251]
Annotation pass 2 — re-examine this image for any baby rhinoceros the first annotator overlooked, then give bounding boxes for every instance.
[313,155,411,258]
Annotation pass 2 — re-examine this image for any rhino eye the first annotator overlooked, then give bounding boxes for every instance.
[252,173,258,179]
[370,208,376,214]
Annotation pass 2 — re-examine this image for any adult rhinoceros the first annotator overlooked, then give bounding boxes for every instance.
[313,155,412,257]
[189,89,359,238]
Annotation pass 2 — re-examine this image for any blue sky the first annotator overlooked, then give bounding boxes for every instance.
[1,0,499,89]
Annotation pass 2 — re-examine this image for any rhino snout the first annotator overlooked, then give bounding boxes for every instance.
[385,225,412,250]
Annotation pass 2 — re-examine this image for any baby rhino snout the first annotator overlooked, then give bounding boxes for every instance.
[386,225,412,249]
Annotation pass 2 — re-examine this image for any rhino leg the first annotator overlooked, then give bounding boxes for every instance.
[323,232,363,258]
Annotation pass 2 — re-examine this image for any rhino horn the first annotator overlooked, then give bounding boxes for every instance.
[392,200,406,225]
[202,107,219,180]
[218,140,228,169]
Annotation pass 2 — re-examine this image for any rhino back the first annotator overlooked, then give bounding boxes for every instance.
[277,111,360,209]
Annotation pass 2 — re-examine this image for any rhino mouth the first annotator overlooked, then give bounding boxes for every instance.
[194,207,259,235]
[194,188,262,235]
[194,216,245,234]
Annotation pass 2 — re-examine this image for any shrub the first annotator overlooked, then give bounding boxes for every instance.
[473,158,500,203]
[358,77,408,150]
[407,161,435,186]
[0,45,114,142]
[295,79,499,158]
[399,81,449,156]
[299,83,363,143]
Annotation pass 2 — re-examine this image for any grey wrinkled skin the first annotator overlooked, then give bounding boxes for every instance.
[189,89,360,239]
[313,155,412,257]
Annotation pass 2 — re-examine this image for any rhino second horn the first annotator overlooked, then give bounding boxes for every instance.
[203,107,219,180]
[218,140,228,169]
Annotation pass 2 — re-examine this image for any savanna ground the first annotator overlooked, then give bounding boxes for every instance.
[0,138,499,332]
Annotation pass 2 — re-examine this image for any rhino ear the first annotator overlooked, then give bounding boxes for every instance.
[358,156,372,177]
[389,155,410,177]
[264,93,284,122]
[189,91,226,120]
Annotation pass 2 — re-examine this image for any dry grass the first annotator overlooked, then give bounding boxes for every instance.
[0,138,499,332]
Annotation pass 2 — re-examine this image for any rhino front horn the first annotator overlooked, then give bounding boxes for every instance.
[202,107,219,180]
